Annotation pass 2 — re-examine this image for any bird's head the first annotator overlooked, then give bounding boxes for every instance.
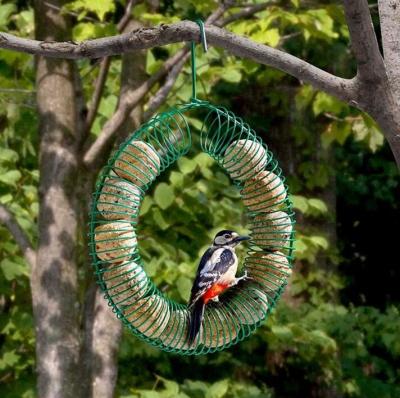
[213,230,250,247]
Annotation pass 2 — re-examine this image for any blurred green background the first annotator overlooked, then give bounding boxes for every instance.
[0,0,399,397]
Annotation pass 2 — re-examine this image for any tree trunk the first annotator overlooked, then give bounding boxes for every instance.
[32,1,81,397]
[78,19,147,398]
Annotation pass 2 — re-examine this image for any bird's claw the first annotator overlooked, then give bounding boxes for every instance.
[230,270,252,287]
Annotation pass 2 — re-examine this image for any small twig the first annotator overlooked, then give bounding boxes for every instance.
[43,1,98,23]
[0,204,36,267]
[0,88,35,93]
[217,1,275,26]
[143,52,189,120]
[117,0,136,32]
[277,31,301,48]
[84,57,112,134]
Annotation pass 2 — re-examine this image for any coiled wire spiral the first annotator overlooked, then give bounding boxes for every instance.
[88,100,295,355]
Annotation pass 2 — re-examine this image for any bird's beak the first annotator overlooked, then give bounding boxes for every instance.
[234,235,250,244]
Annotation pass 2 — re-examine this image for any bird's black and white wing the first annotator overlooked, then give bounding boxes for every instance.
[188,248,235,307]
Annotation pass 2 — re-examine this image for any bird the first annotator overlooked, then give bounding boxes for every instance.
[187,230,250,344]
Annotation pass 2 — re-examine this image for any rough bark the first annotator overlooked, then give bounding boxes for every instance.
[78,19,148,398]
[378,0,400,106]
[80,282,123,398]
[32,1,81,397]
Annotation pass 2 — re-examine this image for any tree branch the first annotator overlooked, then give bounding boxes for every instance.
[378,0,400,106]
[0,204,36,267]
[343,0,385,80]
[0,21,350,110]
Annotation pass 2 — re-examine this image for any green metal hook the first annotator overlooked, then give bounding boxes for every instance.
[191,19,208,101]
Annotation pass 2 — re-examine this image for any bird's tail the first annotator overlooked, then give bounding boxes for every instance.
[188,300,205,344]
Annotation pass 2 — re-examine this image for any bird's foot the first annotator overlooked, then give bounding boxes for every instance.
[230,271,251,287]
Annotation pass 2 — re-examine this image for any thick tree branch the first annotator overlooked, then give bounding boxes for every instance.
[0,204,36,267]
[0,21,354,105]
[378,0,400,106]
[343,0,385,80]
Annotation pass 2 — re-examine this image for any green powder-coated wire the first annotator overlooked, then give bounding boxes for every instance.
[87,25,295,355]
[88,100,296,355]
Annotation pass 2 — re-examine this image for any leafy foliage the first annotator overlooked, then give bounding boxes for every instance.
[0,1,399,398]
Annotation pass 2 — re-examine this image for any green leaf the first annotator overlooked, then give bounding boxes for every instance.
[194,153,214,168]
[308,198,328,214]
[169,171,184,188]
[220,68,242,83]
[0,350,20,370]
[0,3,16,29]
[352,115,384,152]
[177,157,197,175]
[0,170,22,186]
[140,196,153,216]
[291,195,308,213]
[152,208,170,230]
[154,183,174,210]
[98,95,118,119]
[312,92,346,116]
[73,22,96,41]
[209,379,229,398]
[65,0,115,22]
[294,239,307,256]
[310,235,329,250]
[0,259,29,281]
[176,275,191,302]
[158,376,180,395]
[252,28,280,46]
[0,148,19,163]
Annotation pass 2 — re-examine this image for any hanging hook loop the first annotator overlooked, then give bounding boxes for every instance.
[195,19,208,53]
[191,19,208,101]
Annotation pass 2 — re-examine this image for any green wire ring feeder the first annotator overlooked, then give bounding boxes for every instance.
[88,20,295,355]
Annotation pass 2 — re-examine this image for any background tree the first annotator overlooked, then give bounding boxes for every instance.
[0,1,399,398]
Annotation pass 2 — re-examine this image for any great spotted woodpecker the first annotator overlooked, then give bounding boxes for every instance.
[188,230,250,343]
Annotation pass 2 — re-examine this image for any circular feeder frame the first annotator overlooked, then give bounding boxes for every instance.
[88,99,295,355]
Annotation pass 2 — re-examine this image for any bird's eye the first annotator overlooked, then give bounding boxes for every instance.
[224,234,230,239]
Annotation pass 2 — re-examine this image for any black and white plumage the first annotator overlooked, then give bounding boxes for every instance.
[188,230,250,343]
